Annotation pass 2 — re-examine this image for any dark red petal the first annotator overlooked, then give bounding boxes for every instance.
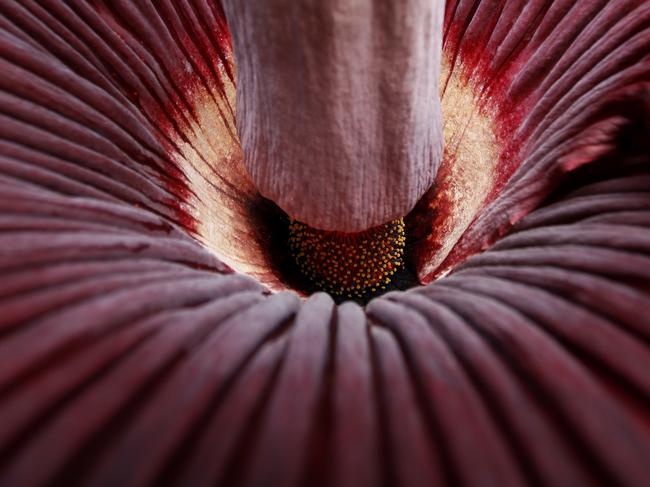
[0,2,649,487]
[413,0,650,281]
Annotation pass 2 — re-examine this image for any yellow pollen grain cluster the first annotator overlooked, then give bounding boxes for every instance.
[288,218,406,299]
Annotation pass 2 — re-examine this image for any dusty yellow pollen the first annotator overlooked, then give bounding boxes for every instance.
[288,218,406,299]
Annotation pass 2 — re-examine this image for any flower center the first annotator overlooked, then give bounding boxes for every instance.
[288,219,406,300]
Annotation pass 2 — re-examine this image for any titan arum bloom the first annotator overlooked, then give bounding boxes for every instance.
[0,0,649,486]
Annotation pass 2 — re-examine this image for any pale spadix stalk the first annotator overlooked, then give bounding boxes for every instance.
[222,0,444,232]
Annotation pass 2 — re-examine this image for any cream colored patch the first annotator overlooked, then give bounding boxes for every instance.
[169,63,284,289]
[419,57,499,281]
[170,55,497,291]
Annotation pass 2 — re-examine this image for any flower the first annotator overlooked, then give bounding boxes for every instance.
[0,1,649,486]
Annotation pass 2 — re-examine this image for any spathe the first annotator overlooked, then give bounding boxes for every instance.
[0,1,649,486]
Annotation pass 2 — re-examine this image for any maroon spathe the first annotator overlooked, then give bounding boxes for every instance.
[0,1,649,486]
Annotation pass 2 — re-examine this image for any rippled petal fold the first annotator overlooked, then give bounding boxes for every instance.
[0,1,649,486]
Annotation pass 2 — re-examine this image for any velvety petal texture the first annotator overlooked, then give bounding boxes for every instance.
[0,1,649,486]
[417,0,650,280]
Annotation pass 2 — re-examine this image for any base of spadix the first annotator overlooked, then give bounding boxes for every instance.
[288,219,407,301]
